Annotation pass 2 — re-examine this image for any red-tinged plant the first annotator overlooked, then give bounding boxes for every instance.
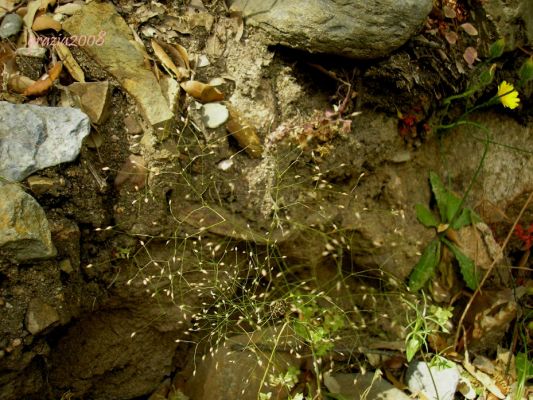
[514,223,533,250]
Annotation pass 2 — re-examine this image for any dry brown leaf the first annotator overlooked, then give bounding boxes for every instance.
[55,43,85,82]
[443,5,456,18]
[151,39,189,80]
[32,14,61,32]
[445,31,458,45]
[226,104,263,158]
[24,77,53,96]
[180,80,224,103]
[460,23,478,36]
[23,0,41,29]
[8,74,35,93]
[463,46,478,66]
[47,61,62,81]
[24,61,62,96]
[229,11,244,42]
[39,0,56,10]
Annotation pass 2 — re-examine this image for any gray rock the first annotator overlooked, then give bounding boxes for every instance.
[25,299,60,335]
[0,13,23,39]
[324,372,411,400]
[0,182,56,261]
[406,361,460,400]
[0,101,90,182]
[62,2,174,130]
[229,0,433,59]
[483,0,533,50]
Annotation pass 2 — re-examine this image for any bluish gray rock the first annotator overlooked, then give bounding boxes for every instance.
[0,182,56,262]
[407,361,460,400]
[0,13,23,39]
[0,102,90,182]
[229,0,433,59]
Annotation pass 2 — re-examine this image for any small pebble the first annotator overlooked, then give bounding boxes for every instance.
[201,102,229,129]
[0,14,23,39]
[217,159,233,171]
[11,338,22,347]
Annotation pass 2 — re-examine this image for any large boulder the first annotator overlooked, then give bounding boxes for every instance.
[229,0,433,59]
[0,102,90,182]
[0,182,56,262]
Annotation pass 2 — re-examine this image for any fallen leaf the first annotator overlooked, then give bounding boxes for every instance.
[151,39,184,79]
[181,80,224,103]
[226,104,263,158]
[463,46,478,66]
[32,14,62,32]
[445,31,458,45]
[54,3,83,15]
[8,74,35,93]
[55,43,85,82]
[23,0,41,29]
[24,61,62,96]
[460,23,478,36]
[443,5,456,19]
[47,61,62,81]
[38,0,56,11]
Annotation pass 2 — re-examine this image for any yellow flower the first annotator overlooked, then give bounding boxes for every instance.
[497,81,520,109]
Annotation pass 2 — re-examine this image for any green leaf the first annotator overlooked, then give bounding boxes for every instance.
[293,321,310,341]
[451,208,471,229]
[416,204,439,228]
[519,56,533,85]
[489,38,505,58]
[429,172,462,223]
[408,239,442,291]
[406,336,423,362]
[445,241,480,290]
[516,352,533,379]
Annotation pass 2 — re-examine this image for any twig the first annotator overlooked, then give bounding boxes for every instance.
[454,190,533,349]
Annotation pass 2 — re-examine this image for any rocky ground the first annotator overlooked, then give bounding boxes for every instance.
[0,0,532,399]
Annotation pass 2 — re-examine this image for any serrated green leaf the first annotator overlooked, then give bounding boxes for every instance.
[444,241,479,290]
[416,204,439,228]
[429,172,462,223]
[408,239,442,291]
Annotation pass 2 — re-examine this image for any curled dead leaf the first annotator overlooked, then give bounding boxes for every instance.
[151,39,189,80]
[23,61,62,96]
[181,80,224,103]
[226,104,263,158]
[460,23,478,36]
[32,14,61,32]
[47,61,62,81]
[8,74,36,93]
[55,43,85,82]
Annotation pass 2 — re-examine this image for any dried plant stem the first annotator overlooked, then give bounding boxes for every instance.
[454,190,533,350]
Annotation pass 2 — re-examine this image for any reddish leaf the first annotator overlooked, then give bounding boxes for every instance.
[463,47,478,66]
